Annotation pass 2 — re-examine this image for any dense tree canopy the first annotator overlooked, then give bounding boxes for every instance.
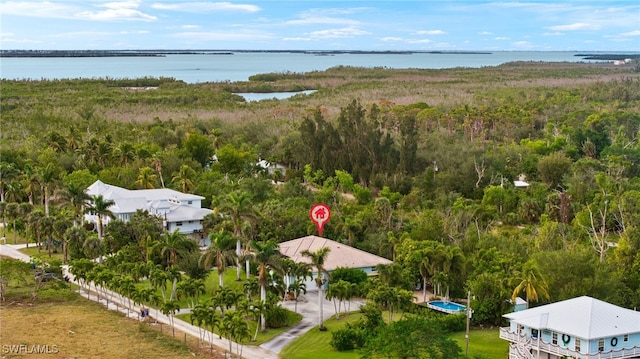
[2,62,640,329]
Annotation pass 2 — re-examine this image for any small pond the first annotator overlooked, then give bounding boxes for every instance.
[236,90,316,102]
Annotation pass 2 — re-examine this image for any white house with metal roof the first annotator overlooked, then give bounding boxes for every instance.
[278,235,393,290]
[85,180,213,244]
[499,296,640,359]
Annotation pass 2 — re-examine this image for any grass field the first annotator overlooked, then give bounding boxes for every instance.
[279,312,364,359]
[0,295,227,359]
[280,312,509,359]
[177,309,302,345]
[451,328,509,359]
[19,246,64,263]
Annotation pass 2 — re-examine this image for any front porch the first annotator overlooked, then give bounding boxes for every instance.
[500,328,640,359]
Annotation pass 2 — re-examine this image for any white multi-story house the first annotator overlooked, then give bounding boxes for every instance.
[500,296,640,359]
[85,180,213,245]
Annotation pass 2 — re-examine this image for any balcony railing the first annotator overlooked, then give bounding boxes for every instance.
[500,328,640,359]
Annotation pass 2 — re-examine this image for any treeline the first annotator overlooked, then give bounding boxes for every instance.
[1,64,640,326]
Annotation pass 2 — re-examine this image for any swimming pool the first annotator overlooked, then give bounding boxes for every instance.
[427,300,467,314]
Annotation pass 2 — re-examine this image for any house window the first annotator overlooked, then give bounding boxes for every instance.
[552,332,558,345]
[575,338,581,352]
[532,329,539,339]
[188,201,192,205]
[624,334,629,342]
[598,339,605,352]
[176,222,183,226]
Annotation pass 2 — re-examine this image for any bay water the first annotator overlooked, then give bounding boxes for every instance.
[0,51,620,84]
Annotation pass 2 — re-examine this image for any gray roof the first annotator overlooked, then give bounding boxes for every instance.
[165,205,213,222]
[87,180,203,201]
[504,296,640,339]
[278,235,392,271]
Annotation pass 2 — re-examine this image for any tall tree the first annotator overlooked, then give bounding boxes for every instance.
[86,195,115,240]
[200,230,236,287]
[219,191,258,280]
[250,240,283,332]
[135,166,158,189]
[171,164,197,193]
[511,260,550,309]
[301,246,331,331]
[157,229,196,267]
[55,181,91,227]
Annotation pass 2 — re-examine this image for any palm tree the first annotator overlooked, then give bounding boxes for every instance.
[511,260,550,309]
[151,154,166,188]
[5,202,19,244]
[250,240,283,332]
[64,226,87,262]
[157,229,197,267]
[28,209,46,250]
[0,202,6,238]
[301,246,331,331]
[86,195,115,240]
[18,202,33,246]
[55,181,91,227]
[440,245,465,301]
[200,230,236,288]
[171,164,196,193]
[38,163,59,217]
[218,191,259,280]
[83,235,103,262]
[135,166,158,189]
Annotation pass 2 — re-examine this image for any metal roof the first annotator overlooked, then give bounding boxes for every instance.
[504,296,640,339]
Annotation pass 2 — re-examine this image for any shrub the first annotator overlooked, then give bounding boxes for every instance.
[330,325,363,351]
[265,305,289,328]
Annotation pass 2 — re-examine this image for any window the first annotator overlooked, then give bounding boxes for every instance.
[176,222,183,226]
[188,201,192,205]
[532,329,539,339]
[552,332,558,345]
[624,334,629,342]
[575,338,581,352]
[598,339,604,352]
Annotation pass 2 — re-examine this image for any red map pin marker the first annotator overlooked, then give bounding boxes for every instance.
[310,203,331,236]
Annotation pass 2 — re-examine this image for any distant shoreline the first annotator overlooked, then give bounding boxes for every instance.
[0,49,495,58]
[575,53,640,60]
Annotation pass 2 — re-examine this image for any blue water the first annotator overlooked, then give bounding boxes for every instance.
[429,301,466,311]
[0,51,632,83]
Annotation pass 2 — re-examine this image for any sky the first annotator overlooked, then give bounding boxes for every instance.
[1,1,639,51]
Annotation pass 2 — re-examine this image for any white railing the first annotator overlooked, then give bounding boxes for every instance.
[500,328,640,359]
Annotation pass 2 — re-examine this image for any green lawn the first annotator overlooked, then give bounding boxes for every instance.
[280,313,364,359]
[20,245,64,262]
[451,328,509,359]
[280,313,509,359]
[177,309,302,345]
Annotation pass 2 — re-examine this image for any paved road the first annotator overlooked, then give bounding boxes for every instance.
[1,243,365,358]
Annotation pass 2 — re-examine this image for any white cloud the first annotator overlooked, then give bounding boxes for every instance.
[494,37,509,41]
[512,40,536,49]
[416,30,446,35]
[102,1,141,9]
[182,25,200,29]
[543,32,563,36]
[285,16,359,26]
[0,1,79,19]
[169,31,272,41]
[547,22,601,31]
[306,27,370,39]
[478,31,492,35]
[380,37,405,42]
[621,30,640,37]
[75,8,157,21]
[119,30,150,34]
[151,2,260,13]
